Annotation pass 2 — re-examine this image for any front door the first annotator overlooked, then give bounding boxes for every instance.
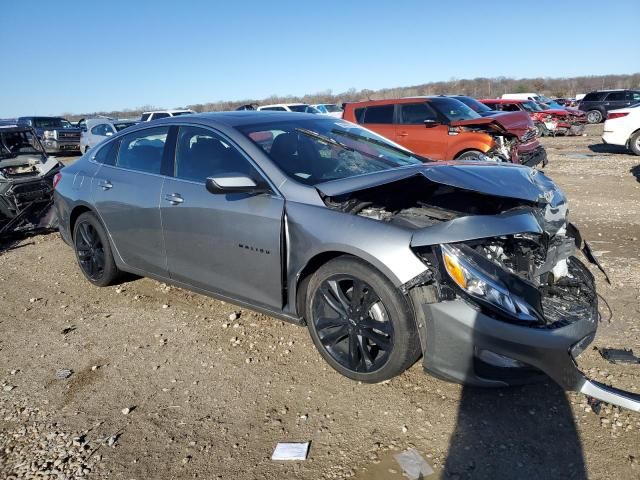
[160,125,284,310]
[92,125,170,277]
[396,102,448,159]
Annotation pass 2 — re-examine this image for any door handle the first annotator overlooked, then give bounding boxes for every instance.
[98,180,113,190]
[164,193,184,205]
[397,131,409,137]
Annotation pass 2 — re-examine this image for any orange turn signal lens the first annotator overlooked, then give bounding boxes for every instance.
[443,252,467,289]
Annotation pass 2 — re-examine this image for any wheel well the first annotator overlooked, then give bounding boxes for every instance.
[294,251,355,321]
[454,148,484,159]
[69,205,92,238]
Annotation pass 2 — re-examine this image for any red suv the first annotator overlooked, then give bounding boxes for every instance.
[343,97,547,167]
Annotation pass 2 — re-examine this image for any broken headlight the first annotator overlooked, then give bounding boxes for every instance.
[440,243,540,324]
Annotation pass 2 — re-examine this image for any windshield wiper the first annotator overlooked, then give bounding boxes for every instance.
[330,129,430,163]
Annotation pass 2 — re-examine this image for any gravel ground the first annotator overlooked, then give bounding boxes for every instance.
[1,124,639,479]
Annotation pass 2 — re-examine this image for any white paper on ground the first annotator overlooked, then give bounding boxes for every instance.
[394,448,434,479]
[271,442,310,461]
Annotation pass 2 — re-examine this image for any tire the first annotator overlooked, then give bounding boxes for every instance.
[630,130,640,156]
[456,150,485,161]
[586,110,603,124]
[306,256,421,383]
[72,211,120,287]
[535,122,549,137]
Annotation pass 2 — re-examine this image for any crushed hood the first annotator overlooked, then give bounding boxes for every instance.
[316,163,563,206]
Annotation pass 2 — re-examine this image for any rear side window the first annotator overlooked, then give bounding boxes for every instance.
[399,103,437,124]
[501,103,521,112]
[606,91,627,101]
[631,92,640,103]
[261,106,287,111]
[92,140,118,165]
[151,112,170,120]
[117,126,169,174]
[362,105,394,124]
[583,92,607,101]
[91,124,114,136]
[141,113,151,121]
[174,126,257,182]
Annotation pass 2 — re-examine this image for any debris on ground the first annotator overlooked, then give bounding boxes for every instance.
[271,441,310,460]
[60,325,77,335]
[55,368,73,379]
[600,348,640,365]
[394,448,434,479]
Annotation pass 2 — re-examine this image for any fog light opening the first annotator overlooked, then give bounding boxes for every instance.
[477,349,528,369]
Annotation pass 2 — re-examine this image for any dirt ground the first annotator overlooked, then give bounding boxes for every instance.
[1,124,640,480]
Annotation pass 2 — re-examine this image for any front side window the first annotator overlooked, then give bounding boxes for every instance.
[141,113,151,121]
[93,140,118,165]
[631,92,640,103]
[606,92,627,101]
[117,126,168,174]
[583,92,607,102]
[175,126,256,183]
[91,124,115,136]
[429,98,481,121]
[238,117,424,185]
[113,122,136,132]
[362,105,394,124]
[399,103,438,124]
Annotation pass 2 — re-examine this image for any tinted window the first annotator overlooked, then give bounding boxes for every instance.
[362,105,394,124]
[583,92,607,101]
[501,103,521,112]
[117,126,168,174]
[429,98,481,121]
[399,103,437,124]
[170,111,193,117]
[454,97,493,114]
[175,126,256,182]
[151,112,170,120]
[92,140,118,165]
[113,122,136,132]
[606,91,627,101]
[91,124,114,136]
[354,108,365,123]
[261,107,287,111]
[631,92,640,103]
[141,113,151,121]
[33,117,72,129]
[288,105,310,112]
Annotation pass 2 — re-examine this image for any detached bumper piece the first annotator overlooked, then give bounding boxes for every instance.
[519,145,548,168]
[0,179,56,237]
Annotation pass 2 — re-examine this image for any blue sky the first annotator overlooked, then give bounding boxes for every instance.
[1,0,638,117]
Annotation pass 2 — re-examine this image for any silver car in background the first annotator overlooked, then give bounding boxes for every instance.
[79,118,138,154]
[53,112,640,412]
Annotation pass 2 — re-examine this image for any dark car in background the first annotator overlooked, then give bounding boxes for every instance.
[17,116,81,154]
[578,90,640,123]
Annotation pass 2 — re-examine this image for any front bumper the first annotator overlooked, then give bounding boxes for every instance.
[518,144,548,168]
[410,290,640,412]
[41,139,81,153]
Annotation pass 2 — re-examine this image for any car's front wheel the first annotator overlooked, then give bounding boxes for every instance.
[586,110,603,123]
[73,211,120,287]
[630,130,640,156]
[306,257,421,383]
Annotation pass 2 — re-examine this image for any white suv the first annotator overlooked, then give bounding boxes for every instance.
[256,103,320,113]
[602,104,640,155]
[140,109,195,121]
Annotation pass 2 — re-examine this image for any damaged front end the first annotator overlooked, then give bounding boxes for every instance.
[0,125,61,239]
[317,163,640,412]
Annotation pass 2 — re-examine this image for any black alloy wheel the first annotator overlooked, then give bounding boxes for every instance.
[75,221,105,281]
[312,275,394,373]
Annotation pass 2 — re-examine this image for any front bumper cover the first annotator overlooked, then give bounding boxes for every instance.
[409,290,640,412]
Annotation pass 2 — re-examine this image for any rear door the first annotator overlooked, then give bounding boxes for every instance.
[396,102,448,159]
[603,91,629,111]
[359,104,397,144]
[160,125,285,309]
[92,125,170,277]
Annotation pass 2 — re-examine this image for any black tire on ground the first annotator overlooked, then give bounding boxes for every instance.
[630,130,640,156]
[455,150,484,161]
[586,110,603,124]
[305,256,421,383]
[72,211,120,287]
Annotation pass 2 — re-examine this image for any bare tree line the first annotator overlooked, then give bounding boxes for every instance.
[63,73,640,121]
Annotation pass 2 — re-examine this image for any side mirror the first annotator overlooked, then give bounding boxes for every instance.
[105,131,114,137]
[205,174,268,195]
[424,119,440,128]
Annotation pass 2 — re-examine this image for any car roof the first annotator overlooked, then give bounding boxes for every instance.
[478,98,526,104]
[142,109,193,114]
[129,111,323,129]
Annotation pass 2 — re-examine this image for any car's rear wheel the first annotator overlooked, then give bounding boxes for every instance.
[586,110,603,123]
[306,257,421,383]
[630,130,640,156]
[73,212,120,287]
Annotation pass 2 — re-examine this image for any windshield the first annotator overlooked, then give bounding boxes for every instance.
[454,97,493,114]
[430,97,481,121]
[113,122,136,132]
[33,117,73,129]
[237,117,424,185]
[0,129,46,160]
[521,101,543,112]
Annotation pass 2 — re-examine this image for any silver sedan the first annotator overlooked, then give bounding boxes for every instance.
[53,112,640,412]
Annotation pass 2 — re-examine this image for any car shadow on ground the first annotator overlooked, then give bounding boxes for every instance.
[588,144,629,155]
[631,165,640,183]
[444,382,586,480]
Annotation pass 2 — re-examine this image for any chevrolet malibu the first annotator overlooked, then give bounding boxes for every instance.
[53,112,640,411]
